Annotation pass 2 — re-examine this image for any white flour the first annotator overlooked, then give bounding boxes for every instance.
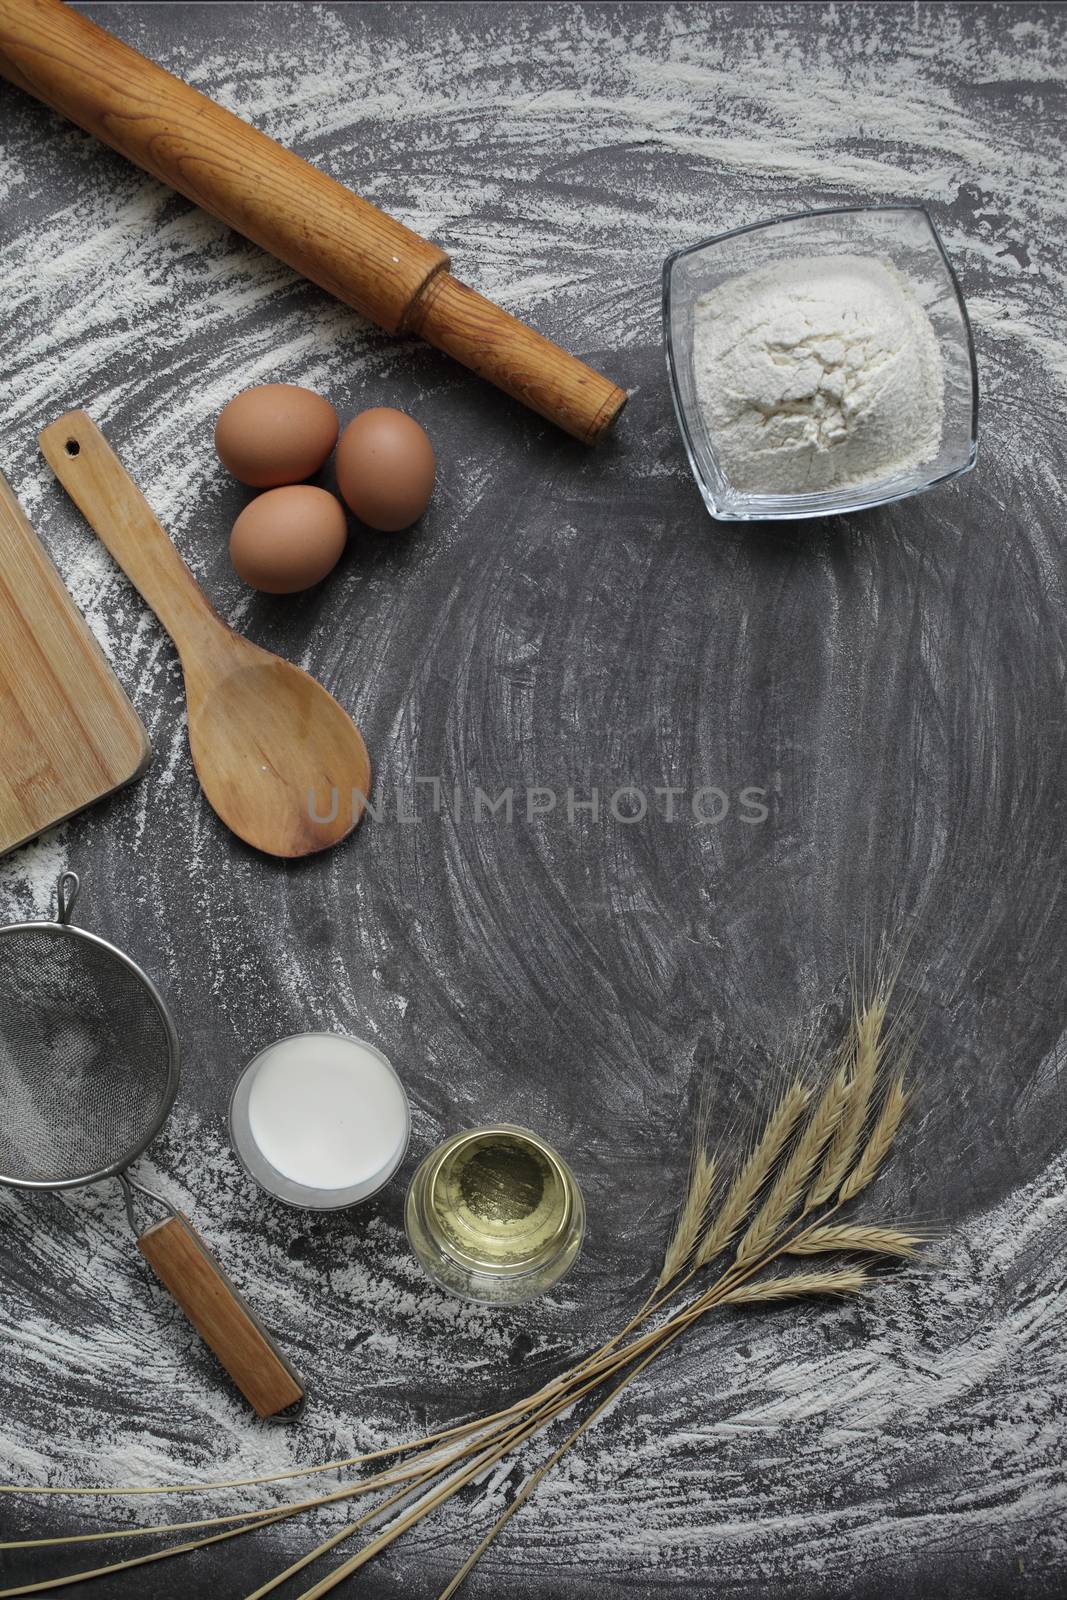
[693,255,944,493]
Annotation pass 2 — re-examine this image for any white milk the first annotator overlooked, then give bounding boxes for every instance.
[246,1034,408,1192]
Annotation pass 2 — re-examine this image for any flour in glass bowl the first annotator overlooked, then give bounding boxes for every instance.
[693,254,944,495]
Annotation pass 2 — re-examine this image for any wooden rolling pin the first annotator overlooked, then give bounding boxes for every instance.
[0,0,626,445]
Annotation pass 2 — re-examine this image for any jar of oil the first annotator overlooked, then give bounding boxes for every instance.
[404,1125,585,1304]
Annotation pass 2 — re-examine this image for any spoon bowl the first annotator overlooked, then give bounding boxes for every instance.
[186,646,370,856]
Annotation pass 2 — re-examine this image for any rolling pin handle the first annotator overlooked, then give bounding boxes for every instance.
[408,271,628,446]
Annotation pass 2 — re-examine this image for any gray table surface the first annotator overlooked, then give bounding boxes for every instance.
[1,2,1065,1596]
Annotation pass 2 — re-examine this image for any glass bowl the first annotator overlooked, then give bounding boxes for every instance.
[663,205,979,522]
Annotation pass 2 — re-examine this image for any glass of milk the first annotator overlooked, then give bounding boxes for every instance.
[229,1033,410,1208]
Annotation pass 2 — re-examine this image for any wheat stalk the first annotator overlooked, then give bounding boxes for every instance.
[654,1149,717,1291]
[719,1268,870,1305]
[694,1078,810,1267]
[808,992,886,1206]
[785,1223,922,1258]
[735,1067,851,1265]
[839,1074,909,1203]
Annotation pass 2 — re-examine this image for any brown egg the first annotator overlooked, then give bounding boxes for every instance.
[335,408,435,532]
[229,486,347,594]
[215,384,339,488]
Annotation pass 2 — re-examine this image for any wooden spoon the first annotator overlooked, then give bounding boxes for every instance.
[40,412,370,857]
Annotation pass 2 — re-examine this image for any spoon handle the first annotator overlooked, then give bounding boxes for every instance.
[40,411,222,656]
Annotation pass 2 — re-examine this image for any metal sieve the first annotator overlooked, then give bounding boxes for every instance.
[0,872,304,1418]
[0,871,178,1192]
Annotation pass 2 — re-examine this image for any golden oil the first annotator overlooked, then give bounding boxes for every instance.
[404,1125,585,1304]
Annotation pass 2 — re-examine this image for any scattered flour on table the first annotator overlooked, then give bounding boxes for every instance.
[0,1,1065,1588]
[693,254,944,493]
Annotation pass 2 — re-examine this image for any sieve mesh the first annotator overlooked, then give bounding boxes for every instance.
[0,925,177,1186]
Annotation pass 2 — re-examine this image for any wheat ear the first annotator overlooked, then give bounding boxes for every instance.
[808,993,887,1206]
[735,1068,851,1265]
[839,1075,909,1203]
[654,1150,717,1291]
[786,1223,922,1259]
[720,1268,870,1304]
[694,1079,810,1267]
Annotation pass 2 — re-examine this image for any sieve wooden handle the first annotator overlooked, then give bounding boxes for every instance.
[137,1213,304,1419]
[0,0,627,444]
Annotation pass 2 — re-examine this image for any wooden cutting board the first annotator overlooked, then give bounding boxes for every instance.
[0,470,150,856]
